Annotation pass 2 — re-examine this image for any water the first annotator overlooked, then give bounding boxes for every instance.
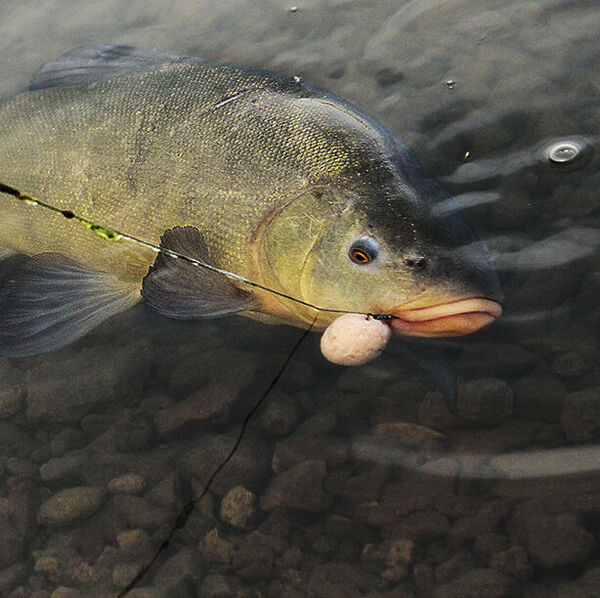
[0,0,599,596]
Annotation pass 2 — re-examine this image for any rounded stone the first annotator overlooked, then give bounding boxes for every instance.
[432,568,517,598]
[49,588,82,598]
[518,513,595,568]
[0,386,25,418]
[258,391,299,437]
[40,453,87,482]
[112,412,153,452]
[260,460,331,512]
[108,473,146,496]
[37,486,106,527]
[457,378,514,425]
[0,522,24,568]
[116,528,153,559]
[490,545,532,580]
[49,428,88,458]
[180,431,269,495]
[112,563,141,589]
[200,573,232,598]
[561,387,600,442]
[220,486,256,528]
[552,352,590,378]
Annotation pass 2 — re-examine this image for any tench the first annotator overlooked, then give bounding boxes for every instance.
[0,45,501,356]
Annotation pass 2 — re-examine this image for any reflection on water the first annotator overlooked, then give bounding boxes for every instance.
[1,0,599,596]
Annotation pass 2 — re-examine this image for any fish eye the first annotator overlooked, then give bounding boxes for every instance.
[348,238,379,265]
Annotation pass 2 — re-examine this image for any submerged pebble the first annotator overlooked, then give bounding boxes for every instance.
[37,486,106,527]
[510,512,595,568]
[0,522,24,569]
[320,314,391,366]
[432,568,517,598]
[260,459,331,512]
[200,573,232,597]
[107,473,146,496]
[116,528,154,559]
[1,2,599,597]
[0,385,25,418]
[220,486,256,528]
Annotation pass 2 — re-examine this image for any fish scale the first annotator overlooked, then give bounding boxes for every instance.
[0,63,340,277]
[0,44,501,357]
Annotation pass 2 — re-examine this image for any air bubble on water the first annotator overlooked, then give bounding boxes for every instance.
[538,136,593,172]
[290,6,298,12]
[445,79,457,90]
[547,141,581,164]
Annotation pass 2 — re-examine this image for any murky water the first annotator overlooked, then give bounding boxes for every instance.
[1,1,599,596]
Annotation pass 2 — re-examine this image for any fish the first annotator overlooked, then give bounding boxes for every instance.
[0,44,502,357]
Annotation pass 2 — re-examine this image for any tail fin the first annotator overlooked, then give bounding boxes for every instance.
[0,252,139,357]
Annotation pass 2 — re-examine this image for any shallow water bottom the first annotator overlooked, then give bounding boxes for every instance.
[0,0,599,596]
[0,301,599,598]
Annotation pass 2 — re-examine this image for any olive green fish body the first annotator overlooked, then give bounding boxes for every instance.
[0,45,501,356]
[0,57,391,289]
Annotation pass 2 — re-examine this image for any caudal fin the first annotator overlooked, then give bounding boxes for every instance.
[0,252,140,357]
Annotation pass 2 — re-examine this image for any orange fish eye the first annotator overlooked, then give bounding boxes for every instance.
[349,238,379,265]
[350,248,371,264]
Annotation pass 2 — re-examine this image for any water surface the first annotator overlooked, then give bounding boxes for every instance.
[1,1,599,597]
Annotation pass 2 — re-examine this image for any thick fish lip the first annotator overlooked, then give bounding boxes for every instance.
[389,297,502,337]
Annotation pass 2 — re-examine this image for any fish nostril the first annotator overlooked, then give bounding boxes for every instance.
[405,255,428,270]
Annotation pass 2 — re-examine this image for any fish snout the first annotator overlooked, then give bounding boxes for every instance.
[405,241,504,303]
[390,243,503,337]
[389,297,502,337]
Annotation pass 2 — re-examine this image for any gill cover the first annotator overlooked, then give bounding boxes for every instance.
[297,192,403,315]
[258,188,342,323]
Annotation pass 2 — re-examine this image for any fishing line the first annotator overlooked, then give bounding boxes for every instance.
[0,182,387,590]
[0,181,395,322]
[117,316,317,597]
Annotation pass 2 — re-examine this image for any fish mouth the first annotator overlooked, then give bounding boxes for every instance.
[389,297,502,337]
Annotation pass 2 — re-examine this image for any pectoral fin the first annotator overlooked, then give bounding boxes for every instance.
[0,254,140,357]
[141,226,256,319]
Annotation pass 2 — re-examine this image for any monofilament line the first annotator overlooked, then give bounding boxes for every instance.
[117,316,317,596]
[0,181,396,322]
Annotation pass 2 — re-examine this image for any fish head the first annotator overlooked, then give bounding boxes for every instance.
[260,141,502,336]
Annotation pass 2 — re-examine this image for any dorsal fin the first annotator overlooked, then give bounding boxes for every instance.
[29,44,201,91]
